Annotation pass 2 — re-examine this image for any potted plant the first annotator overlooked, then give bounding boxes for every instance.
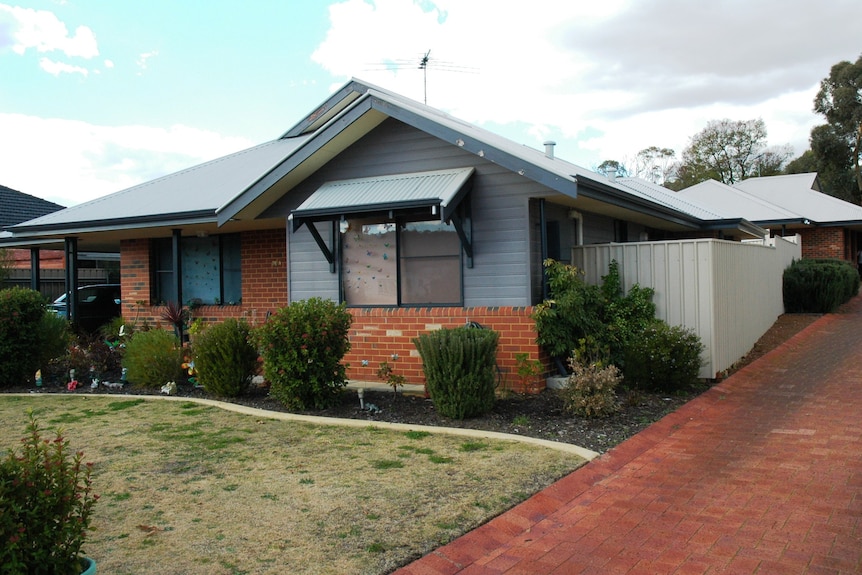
[0,413,99,574]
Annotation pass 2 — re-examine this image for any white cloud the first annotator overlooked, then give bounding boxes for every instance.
[135,50,158,74]
[0,113,253,206]
[0,3,98,58]
[38,56,87,76]
[310,0,858,169]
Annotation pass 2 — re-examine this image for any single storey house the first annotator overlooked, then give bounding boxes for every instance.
[3,79,772,386]
[678,173,862,263]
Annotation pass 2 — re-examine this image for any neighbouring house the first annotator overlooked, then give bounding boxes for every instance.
[678,173,862,263]
[4,79,786,387]
[1,184,119,299]
[1,184,66,295]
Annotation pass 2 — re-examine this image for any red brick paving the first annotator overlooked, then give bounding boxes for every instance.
[394,298,862,575]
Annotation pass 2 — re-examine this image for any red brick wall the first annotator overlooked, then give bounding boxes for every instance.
[119,229,287,330]
[798,228,847,260]
[6,249,65,269]
[345,306,546,389]
[119,230,547,389]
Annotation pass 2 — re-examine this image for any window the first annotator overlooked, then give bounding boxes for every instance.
[341,219,461,306]
[152,234,242,305]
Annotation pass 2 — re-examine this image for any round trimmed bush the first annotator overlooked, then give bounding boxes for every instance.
[254,298,352,410]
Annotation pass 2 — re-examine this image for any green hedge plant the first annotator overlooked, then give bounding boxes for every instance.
[193,318,258,397]
[783,258,860,313]
[533,260,655,371]
[254,297,352,410]
[122,329,183,388]
[0,287,46,387]
[622,321,704,393]
[413,326,499,419]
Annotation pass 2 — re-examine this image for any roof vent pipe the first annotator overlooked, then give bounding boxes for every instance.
[607,166,617,181]
[543,141,556,159]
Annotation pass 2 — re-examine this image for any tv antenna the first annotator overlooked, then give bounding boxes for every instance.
[364,50,478,104]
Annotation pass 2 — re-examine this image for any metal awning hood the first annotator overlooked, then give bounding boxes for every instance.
[290,167,474,232]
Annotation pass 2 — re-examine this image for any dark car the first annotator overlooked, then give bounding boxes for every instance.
[50,284,121,332]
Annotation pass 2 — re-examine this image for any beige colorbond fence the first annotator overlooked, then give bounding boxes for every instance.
[572,235,801,379]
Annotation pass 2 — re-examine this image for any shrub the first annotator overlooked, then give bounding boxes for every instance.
[193,318,259,397]
[623,321,704,393]
[532,260,604,361]
[413,326,499,419]
[0,287,46,388]
[122,329,183,388]
[533,260,655,371]
[561,358,621,418]
[0,414,98,574]
[783,258,860,313]
[254,297,352,410]
[43,333,123,387]
[36,311,72,371]
[600,261,656,369]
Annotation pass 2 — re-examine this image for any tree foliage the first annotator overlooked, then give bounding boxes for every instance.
[632,146,677,184]
[595,160,628,178]
[596,147,677,185]
[811,53,862,202]
[671,118,790,188]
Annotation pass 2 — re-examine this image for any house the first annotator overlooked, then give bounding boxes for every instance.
[1,184,66,294]
[1,184,119,299]
[3,80,774,386]
[678,173,862,263]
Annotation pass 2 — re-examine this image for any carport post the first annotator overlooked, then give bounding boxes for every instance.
[64,237,79,324]
[29,248,40,292]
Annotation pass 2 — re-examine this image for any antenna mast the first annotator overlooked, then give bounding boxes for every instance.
[419,50,431,104]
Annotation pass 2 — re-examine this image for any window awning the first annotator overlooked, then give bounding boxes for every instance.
[289,167,475,232]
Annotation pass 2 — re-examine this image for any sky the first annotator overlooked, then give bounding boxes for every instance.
[0,0,859,208]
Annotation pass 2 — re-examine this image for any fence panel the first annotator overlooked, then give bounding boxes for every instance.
[573,235,800,378]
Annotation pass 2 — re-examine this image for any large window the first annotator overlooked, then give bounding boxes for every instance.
[341,219,461,306]
[152,234,242,305]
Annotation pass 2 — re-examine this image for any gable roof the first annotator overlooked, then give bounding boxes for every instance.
[0,184,64,230]
[734,173,862,226]
[676,179,804,225]
[3,78,767,250]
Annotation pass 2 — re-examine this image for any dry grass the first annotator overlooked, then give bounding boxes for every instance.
[0,395,586,575]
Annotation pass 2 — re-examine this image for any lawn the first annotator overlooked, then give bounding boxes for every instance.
[0,394,586,575]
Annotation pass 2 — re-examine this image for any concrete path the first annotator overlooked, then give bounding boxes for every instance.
[394,297,862,574]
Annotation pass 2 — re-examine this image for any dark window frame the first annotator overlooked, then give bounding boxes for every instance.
[151,234,242,306]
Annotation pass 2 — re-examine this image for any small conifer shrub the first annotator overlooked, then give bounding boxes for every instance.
[413,326,499,419]
[193,318,259,397]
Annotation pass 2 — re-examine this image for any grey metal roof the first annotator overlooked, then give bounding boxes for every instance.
[677,179,804,223]
[219,79,719,231]
[9,137,307,234]
[735,173,862,224]
[3,77,781,244]
[291,167,474,229]
[615,177,727,220]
